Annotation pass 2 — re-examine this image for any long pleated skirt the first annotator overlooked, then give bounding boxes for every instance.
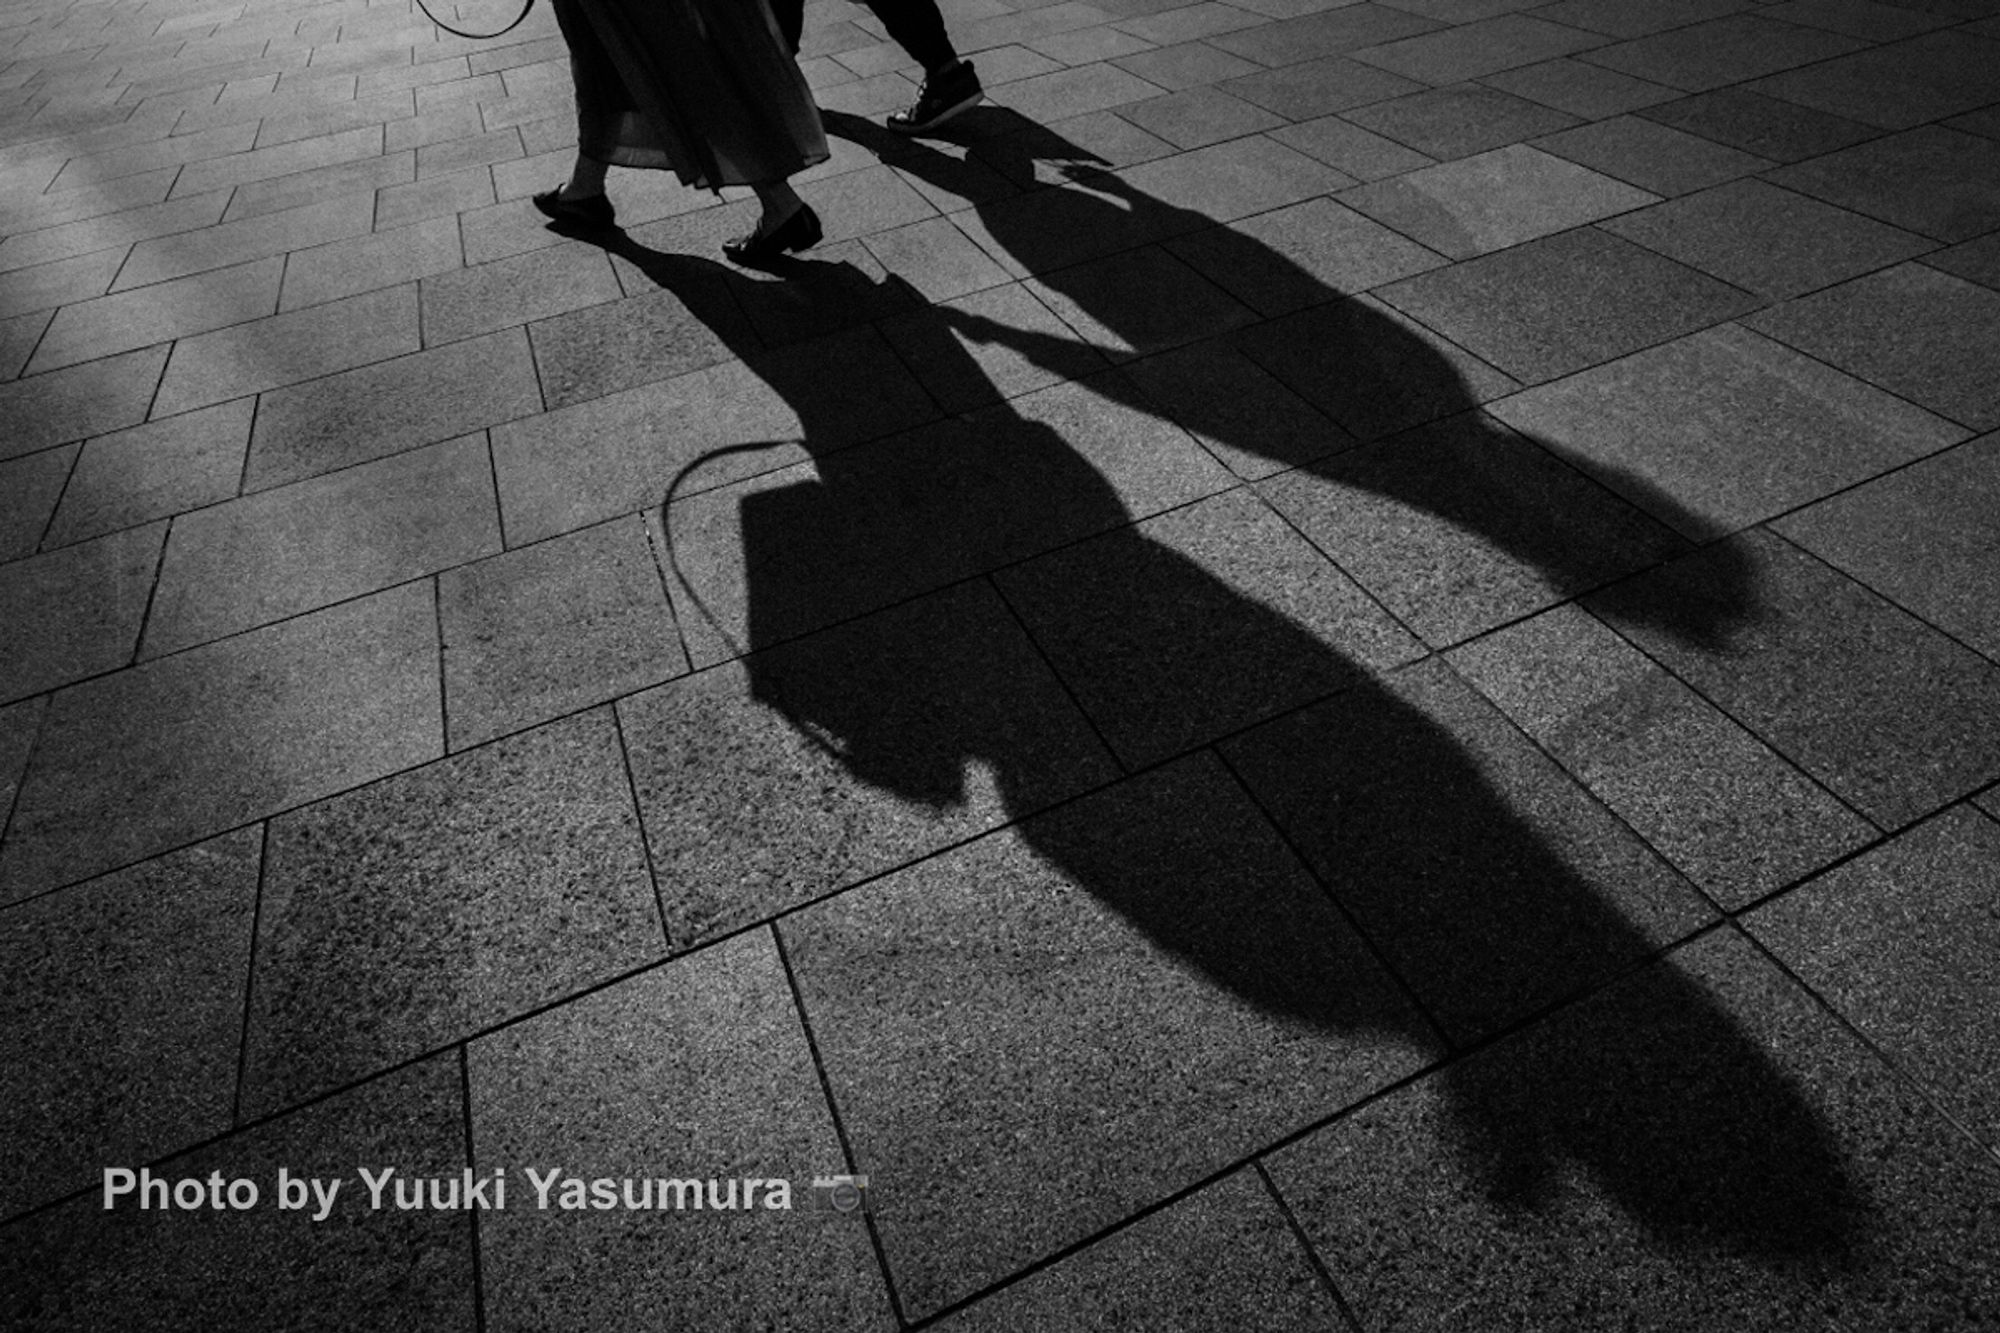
[550,0,829,191]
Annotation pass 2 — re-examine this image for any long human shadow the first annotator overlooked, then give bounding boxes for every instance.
[586,125,1863,1277]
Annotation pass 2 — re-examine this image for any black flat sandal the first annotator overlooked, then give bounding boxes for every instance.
[532,187,616,229]
[722,203,822,266]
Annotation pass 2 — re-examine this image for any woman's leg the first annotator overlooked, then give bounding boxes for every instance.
[561,154,609,201]
[751,178,804,235]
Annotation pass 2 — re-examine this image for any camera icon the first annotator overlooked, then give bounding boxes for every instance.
[811,1175,869,1215]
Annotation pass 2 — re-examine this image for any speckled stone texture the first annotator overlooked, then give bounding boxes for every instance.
[1589,530,2000,829]
[0,1055,476,1333]
[1747,806,2000,1152]
[933,1170,1342,1330]
[469,933,894,1331]
[1256,411,1683,646]
[1490,322,1967,539]
[1223,658,1712,1045]
[1448,605,1872,907]
[1774,432,2000,663]
[995,488,1424,767]
[0,831,259,1218]
[782,753,1428,1318]
[1266,929,2000,1329]
[618,581,1115,949]
[241,709,662,1117]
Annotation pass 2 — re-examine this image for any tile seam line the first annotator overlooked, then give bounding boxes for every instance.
[898,919,1749,1328]
[1250,1157,1365,1333]
[1722,913,2000,1177]
[228,817,270,1128]
[769,920,912,1328]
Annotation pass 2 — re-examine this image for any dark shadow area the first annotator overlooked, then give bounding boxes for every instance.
[569,111,1866,1276]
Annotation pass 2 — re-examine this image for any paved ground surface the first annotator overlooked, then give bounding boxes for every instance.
[4,0,2000,1325]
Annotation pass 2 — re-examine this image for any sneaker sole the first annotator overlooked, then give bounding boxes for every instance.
[887,90,984,135]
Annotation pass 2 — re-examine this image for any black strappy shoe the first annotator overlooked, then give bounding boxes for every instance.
[532,187,615,230]
[722,203,822,266]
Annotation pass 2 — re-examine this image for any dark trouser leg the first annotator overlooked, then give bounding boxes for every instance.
[863,0,959,72]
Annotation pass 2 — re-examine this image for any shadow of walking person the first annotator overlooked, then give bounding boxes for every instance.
[578,116,1869,1310]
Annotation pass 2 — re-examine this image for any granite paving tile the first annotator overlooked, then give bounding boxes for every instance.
[946,171,1196,278]
[415,123,522,177]
[1636,86,1879,163]
[1165,196,1445,315]
[218,149,415,224]
[1029,23,1160,65]
[935,1171,1341,1330]
[0,581,441,901]
[859,215,1016,302]
[0,445,72,559]
[1336,144,1657,259]
[1206,3,1448,67]
[154,281,422,417]
[244,327,540,491]
[1527,0,1753,38]
[1235,292,1521,441]
[1113,85,1287,148]
[1477,55,1679,118]
[0,1057,474,1331]
[374,162,498,230]
[1774,433,2000,661]
[1749,806,2000,1150]
[1224,658,1710,1043]
[880,280,1113,413]
[1589,529,2000,829]
[621,580,1115,945]
[1926,233,2000,293]
[495,323,938,547]
[1450,605,1873,906]
[0,190,229,276]
[1758,0,1954,42]
[1025,242,1260,361]
[1748,28,2000,130]
[1259,410,1682,644]
[972,108,1178,190]
[1353,13,1608,83]
[240,87,418,150]
[1112,134,1355,224]
[26,255,281,375]
[112,192,376,291]
[0,308,49,380]
[0,695,42,838]
[1600,178,1933,301]
[526,274,750,412]
[1577,14,1868,92]
[1112,2,1268,45]
[43,120,256,190]
[278,215,463,312]
[0,165,178,240]
[1342,83,1580,160]
[43,400,253,550]
[1492,323,1967,540]
[1765,126,2000,243]
[1949,103,2000,141]
[665,373,1233,664]
[1110,40,1261,91]
[984,60,1166,121]
[1531,114,1772,196]
[168,123,385,198]
[241,708,660,1117]
[996,488,1424,766]
[1746,263,2000,431]
[418,241,622,346]
[782,751,1428,1318]
[0,521,163,705]
[469,932,894,1331]
[0,829,257,1218]
[145,434,499,657]
[438,515,686,750]
[1266,112,1435,179]
[0,249,127,321]
[1375,226,1759,386]
[1219,53,1427,120]
[1122,337,1354,477]
[1266,928,2000,1328]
